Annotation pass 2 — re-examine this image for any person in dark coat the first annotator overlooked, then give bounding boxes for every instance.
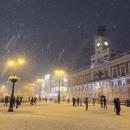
[4,96,9,106]
[114,98,121,115]
[20,96,23,105]
[84,97,88,111]
[30,97,34,105]
[72,97,76,106]
[34,97,37,104]
[103,96,107,109]
[16,97,20,109]
[77,97,80,106]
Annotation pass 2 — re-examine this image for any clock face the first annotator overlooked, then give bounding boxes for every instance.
[97,42,101,47]
[104,41,109,46]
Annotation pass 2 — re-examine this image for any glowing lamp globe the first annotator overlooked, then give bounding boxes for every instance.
[9,75,20,82]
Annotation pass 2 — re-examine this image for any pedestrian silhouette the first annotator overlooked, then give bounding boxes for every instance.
[103,96,107,109]
[4,96,9,106]
[114,98,121,115]
[72,97,76,106]
[16,97,20,109]
[84,97,88,111]
[30,97,34,105]
[20,96,23,105]
[77,97,80,106]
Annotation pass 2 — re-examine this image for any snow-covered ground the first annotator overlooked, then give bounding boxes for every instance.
[0,102,130,130]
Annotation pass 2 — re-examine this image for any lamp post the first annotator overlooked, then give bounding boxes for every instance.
[55,69,65,104]
[8,75,19,112]
[6,57,26,112]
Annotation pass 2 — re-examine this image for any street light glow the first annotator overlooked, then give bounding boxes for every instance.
[55,69,65,77]
[7,57,26,68]
[7,60,15,67]
[17,58,26,65]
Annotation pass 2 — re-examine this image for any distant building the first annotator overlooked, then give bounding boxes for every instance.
[40,73,69,101]
[69,26,130,102]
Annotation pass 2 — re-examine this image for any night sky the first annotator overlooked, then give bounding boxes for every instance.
[0,0,130,82]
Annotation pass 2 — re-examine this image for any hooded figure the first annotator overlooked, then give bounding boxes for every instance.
[114,98,121,115]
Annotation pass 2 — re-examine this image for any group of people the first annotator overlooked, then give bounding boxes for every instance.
[1,96,23,109]
[72,97,89,111]
[72,96,122,115]
[72,97,82,106]
[100,96,107,109]
[29,97,38,105]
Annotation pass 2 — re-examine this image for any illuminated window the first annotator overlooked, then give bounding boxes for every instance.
[113,80,118,97]
[113,80,118,87]
[122,79,127,98]
[122,79,127,87]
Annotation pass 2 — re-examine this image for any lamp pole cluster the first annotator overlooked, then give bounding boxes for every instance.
[6,57,26,112]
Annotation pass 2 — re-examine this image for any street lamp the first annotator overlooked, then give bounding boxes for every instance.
[55,69,65,104]
[8,75,19,112]
[7,57,26,112]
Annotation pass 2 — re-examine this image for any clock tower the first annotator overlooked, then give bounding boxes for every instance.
[91,26,111,66]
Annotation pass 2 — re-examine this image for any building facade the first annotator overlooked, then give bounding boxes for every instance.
[70,27,130,102]
[40,73,69,101]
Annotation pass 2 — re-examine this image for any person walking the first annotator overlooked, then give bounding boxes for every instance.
[20,96,23,105]
[84,97,88,111]
[34,97,37,104]
[4,96,9,106]
[72,97,76,106]
[103,96,107,109]
[30,97,34,105]
[114,98,121,115]
[77,97,80,106]
[16,97,20,109]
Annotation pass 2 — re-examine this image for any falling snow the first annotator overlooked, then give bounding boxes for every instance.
[0,0,129,81]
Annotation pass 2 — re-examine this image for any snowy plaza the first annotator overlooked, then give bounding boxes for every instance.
[0,102,130,130]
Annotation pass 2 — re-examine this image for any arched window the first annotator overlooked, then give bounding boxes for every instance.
[113,80,118,97]
[122,79,127,98]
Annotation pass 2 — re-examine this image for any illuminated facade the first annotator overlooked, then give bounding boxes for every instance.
[70,27,130,102]
[40,74,69,101]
